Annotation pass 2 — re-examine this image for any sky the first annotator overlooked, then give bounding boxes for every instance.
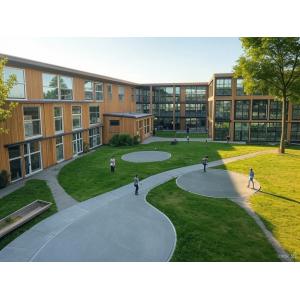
[0,38,243,83]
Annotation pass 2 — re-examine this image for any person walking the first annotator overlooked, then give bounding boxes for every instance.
[248,168,255,189]
[134,175,139,195]
[110,157,116,173]
[187,135,190,143]
[202,156,208,172]
[186,126,190,135]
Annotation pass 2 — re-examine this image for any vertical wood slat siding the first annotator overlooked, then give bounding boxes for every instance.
[26,69,43,99]
[74,78,84,101]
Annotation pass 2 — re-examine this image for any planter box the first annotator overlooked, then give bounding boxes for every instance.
[0,200,52,239]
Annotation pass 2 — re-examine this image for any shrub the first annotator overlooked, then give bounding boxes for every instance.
[109,134,134,146]
[133,135,140,145]
[0,170,9,189]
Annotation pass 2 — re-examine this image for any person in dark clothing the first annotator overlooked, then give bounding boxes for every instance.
[202,156,208,172]
[186,126,190,135]
[134,175,139,195]
[226,135,230,143]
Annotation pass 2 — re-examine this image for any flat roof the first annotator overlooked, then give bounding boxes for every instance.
[103,112,152,119]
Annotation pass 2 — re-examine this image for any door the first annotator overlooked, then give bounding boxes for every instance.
[24,141,42,176]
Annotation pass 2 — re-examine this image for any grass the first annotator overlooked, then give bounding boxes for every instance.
[155,131,208,138]
[216,147,300,261]
[58,142,273,201]
[147,179,279,261]
[0,179,57,251]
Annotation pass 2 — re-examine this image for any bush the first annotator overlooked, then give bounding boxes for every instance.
[83,142,90,153]
[0,170,9,189]
[109,134,134,146]
[133,135,140,145]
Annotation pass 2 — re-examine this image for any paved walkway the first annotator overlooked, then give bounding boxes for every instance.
[121,151,171,162]
[0,149,289,262]
[142,136,246,144]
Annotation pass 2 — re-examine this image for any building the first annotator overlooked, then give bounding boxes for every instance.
[0,54,299,183]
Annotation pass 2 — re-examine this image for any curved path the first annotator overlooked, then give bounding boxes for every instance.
[122,151,171,163]
[0,149,289,262]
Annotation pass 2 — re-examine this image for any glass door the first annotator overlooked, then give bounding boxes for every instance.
[8,145,23,181]
[24,141,42,176]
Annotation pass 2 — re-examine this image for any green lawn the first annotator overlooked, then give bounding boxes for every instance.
[58,142,273,201]
[155,131,208,138]
[0,179,57,251]
[147,179,279,261]
[216,148,300,261]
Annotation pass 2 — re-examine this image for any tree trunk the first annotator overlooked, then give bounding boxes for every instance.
[279,96,287,154]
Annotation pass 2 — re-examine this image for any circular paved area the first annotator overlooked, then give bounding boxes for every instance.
[176,169,260,199]
[122,151,171,163]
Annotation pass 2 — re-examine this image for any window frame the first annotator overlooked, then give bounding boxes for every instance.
[89,105,100,125]
[4,66,27,99]
[54,106,64,134]
[118,86,125,101]
[72,105,82,130]
[23,106,42,140]
[56,136,64,163]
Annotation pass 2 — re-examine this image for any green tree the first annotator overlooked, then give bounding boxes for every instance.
[0,57,18,133]
[234,37,300,153]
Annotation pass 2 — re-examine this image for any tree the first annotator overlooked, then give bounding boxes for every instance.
[0,57,18,133]
[233,37,300,153]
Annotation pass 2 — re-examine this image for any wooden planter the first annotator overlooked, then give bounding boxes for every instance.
[0,200,52,239]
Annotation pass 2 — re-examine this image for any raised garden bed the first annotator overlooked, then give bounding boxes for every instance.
[0,200,52,238]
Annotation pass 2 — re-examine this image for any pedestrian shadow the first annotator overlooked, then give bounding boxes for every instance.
[258,190,300,205]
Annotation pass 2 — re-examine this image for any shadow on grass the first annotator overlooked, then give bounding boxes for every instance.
[258,190,300,205]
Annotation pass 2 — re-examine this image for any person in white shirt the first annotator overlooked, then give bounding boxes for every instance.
[110,157,116,173]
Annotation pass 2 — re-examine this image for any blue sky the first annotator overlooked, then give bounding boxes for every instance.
[0,37,243,83]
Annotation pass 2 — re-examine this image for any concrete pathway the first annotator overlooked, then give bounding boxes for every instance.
[121,151,171,163]
[0,149,286,262]
[142,136,246,144]
[0,158,78,211]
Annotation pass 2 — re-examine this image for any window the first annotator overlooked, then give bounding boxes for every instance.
[72,132,83,156]
[118,86,125,101]
[110,120,120,126]
[234,122,249,141]
[4,67,26,99]
[266,122,281,142]
[215,100,231,120]
[291,123,300,141]
[292,104,300,120]
[235,100,249,120]
[43,73,59,99]
[269,100,282,120]
[8,145,22,181]
[84,80,93,100]
[252,100,268,120]
[56,136,64,162]
[89,127,101,149]
[54,107,63,133]
[107,84,113,100]
[95,82,103,101]
[89,105,100,124]
[216,78,232,96]
[185,86,207,101]
[250,123,267,142]
[24,141,42,175]
[60,76,73,100]
[23,107,41,138]
[72,106,82,129]
[236,79,245,96]
[214,122,230,140]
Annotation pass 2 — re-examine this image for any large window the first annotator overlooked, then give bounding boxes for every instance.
[89,127,101,149]
[292,104,300,120]
[269,100,282,120]
[153,87,174,104]
[235,100,249,120]
[110,120,120,126]
[4,67,26,99]
[234,122,249,141]
[252,100,268,120]
[24,141,42,175]
[23,106,41,138]
[236,79,245,96]
[266,122,281,142]
[107,84,113,100]
[72,132,83,156]
[8,145,22,181]
[43,74,73,100]
[215,122,230,140]
[118,86,125,101]
[84,80,93,100]
[95,82,103,101]
[291,123,300,141]
[56,136,64,162]
[216,78,232,96]
[215,100,231,120]
[72,106,82,129]
[250,123,267,142]
[185,86,207,101]
[54,107,63,133]
[43,73,59,99]
[89,105,100,124]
